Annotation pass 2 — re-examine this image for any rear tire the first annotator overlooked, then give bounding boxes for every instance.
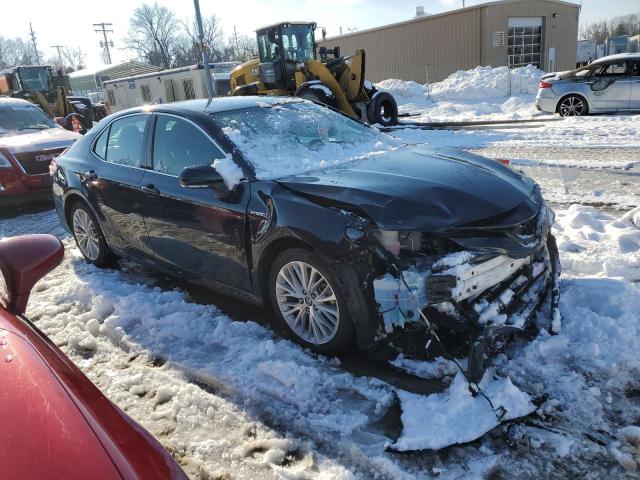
[268,248,354,354]
[69,201,115,267]
[557,94,588,117]
[367,91,398,126]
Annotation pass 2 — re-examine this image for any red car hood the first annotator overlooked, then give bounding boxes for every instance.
[0,309,187,480]
[0,127,78,154]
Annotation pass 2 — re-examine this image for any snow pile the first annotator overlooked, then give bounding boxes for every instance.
[389,371,535,452]
[554,204,640,279]
[429,65,544,100]
[374,78,427,104]
[375,65,546,121]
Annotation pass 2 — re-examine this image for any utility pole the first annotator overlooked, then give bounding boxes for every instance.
[51,45,66,73]
[233,25,239,61]
[29,23,41,65]
[193,0,214,99]
[93,22,114,64]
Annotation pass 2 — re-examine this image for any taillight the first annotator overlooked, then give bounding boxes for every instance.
[49,158,58,176]
[497,159,511,166]
[539,80,552,89]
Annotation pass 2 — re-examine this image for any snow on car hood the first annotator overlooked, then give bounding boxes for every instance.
[0,127,79,154]
[277,144,540,232]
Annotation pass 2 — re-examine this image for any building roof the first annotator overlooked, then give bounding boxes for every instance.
[322,0,580,42]
[68,61,159,79]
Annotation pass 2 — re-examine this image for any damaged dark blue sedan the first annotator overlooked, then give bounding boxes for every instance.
[51,97,560,380]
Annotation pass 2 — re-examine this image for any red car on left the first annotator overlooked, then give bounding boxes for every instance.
[0,97,78,206]
[0,234,188,479]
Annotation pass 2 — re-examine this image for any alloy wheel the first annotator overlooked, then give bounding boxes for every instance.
[559,96,585,116]
[72,208,100,261]
[275,261,340,345]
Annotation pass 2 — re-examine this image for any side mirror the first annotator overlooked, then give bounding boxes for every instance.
[0,235,64,315]
[179,164,224,188]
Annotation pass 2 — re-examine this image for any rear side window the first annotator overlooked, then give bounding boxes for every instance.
[105,115,148,167]
[152,115,226,176]
[94,128,108,160]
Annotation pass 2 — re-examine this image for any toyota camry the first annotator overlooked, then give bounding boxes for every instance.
[51,97,559,379]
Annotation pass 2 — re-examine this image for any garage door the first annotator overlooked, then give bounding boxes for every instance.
[508,17,543,69]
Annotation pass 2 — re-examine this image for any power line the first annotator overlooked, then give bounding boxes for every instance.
[29,22,41,65]
[93,22,114,64]
[50,44,66,73]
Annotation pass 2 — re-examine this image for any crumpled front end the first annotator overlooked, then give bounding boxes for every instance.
[367,202,560,382]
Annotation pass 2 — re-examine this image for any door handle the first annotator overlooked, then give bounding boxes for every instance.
[140,184,160,196]
[83,170,98,180]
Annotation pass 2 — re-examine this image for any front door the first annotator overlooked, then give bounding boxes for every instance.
[140,113,251,291]
[84,113,154,258]
[588,61,631,110]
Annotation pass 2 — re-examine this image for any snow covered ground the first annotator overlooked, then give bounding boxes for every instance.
[1,66,639,478]
[2,197,639,479]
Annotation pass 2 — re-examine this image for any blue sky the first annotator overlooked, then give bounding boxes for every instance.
[3,0,639,66]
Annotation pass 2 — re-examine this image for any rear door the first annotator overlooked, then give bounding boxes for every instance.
[84,114,154,258]
[587,61,631,110]
[139,113,251,291]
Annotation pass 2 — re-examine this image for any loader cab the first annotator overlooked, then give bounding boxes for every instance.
[256,22,316,92]
[0,66,56,102]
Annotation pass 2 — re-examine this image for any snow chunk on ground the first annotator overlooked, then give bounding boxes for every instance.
[213,155,244,189]
[388,371,535,452]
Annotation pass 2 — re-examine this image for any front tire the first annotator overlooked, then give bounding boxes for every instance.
[269,248,354,354]
[557,95,588,117]
[70,201,115,267]
[367,91,398,126]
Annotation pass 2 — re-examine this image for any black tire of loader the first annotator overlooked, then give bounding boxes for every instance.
[367,91,398,126]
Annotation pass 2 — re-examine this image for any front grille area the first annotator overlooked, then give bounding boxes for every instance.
[12,148,65,175]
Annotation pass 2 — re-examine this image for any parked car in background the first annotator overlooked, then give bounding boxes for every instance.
[52,97,558,382]
[0,97,78,206]
[536,53,640,116]
[0,234,187,479]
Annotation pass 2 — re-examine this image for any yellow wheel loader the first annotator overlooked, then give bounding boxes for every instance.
[0,65,93,132]
[230,22,398,126]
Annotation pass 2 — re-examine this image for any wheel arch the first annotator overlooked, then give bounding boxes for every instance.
[255,235,316,305]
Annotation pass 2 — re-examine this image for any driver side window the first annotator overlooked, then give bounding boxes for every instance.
[152,115,226,176]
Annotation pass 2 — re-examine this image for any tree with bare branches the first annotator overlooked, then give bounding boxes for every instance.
[124,2,180,68]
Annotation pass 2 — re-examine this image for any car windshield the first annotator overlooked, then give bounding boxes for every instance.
[0,103,58,134]
[211,100,402,180]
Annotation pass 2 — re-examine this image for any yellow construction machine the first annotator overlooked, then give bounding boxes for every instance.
[230,22,398,126]
[0,65,93,131]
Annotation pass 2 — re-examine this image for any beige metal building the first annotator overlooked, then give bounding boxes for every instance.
[319,0,579,82]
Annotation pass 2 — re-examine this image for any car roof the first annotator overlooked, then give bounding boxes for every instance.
[0,97,38,108]
[116,96,305,117]
[591,53,640,65]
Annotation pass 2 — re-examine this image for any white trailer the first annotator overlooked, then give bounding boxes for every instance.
[102,62,240,113]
